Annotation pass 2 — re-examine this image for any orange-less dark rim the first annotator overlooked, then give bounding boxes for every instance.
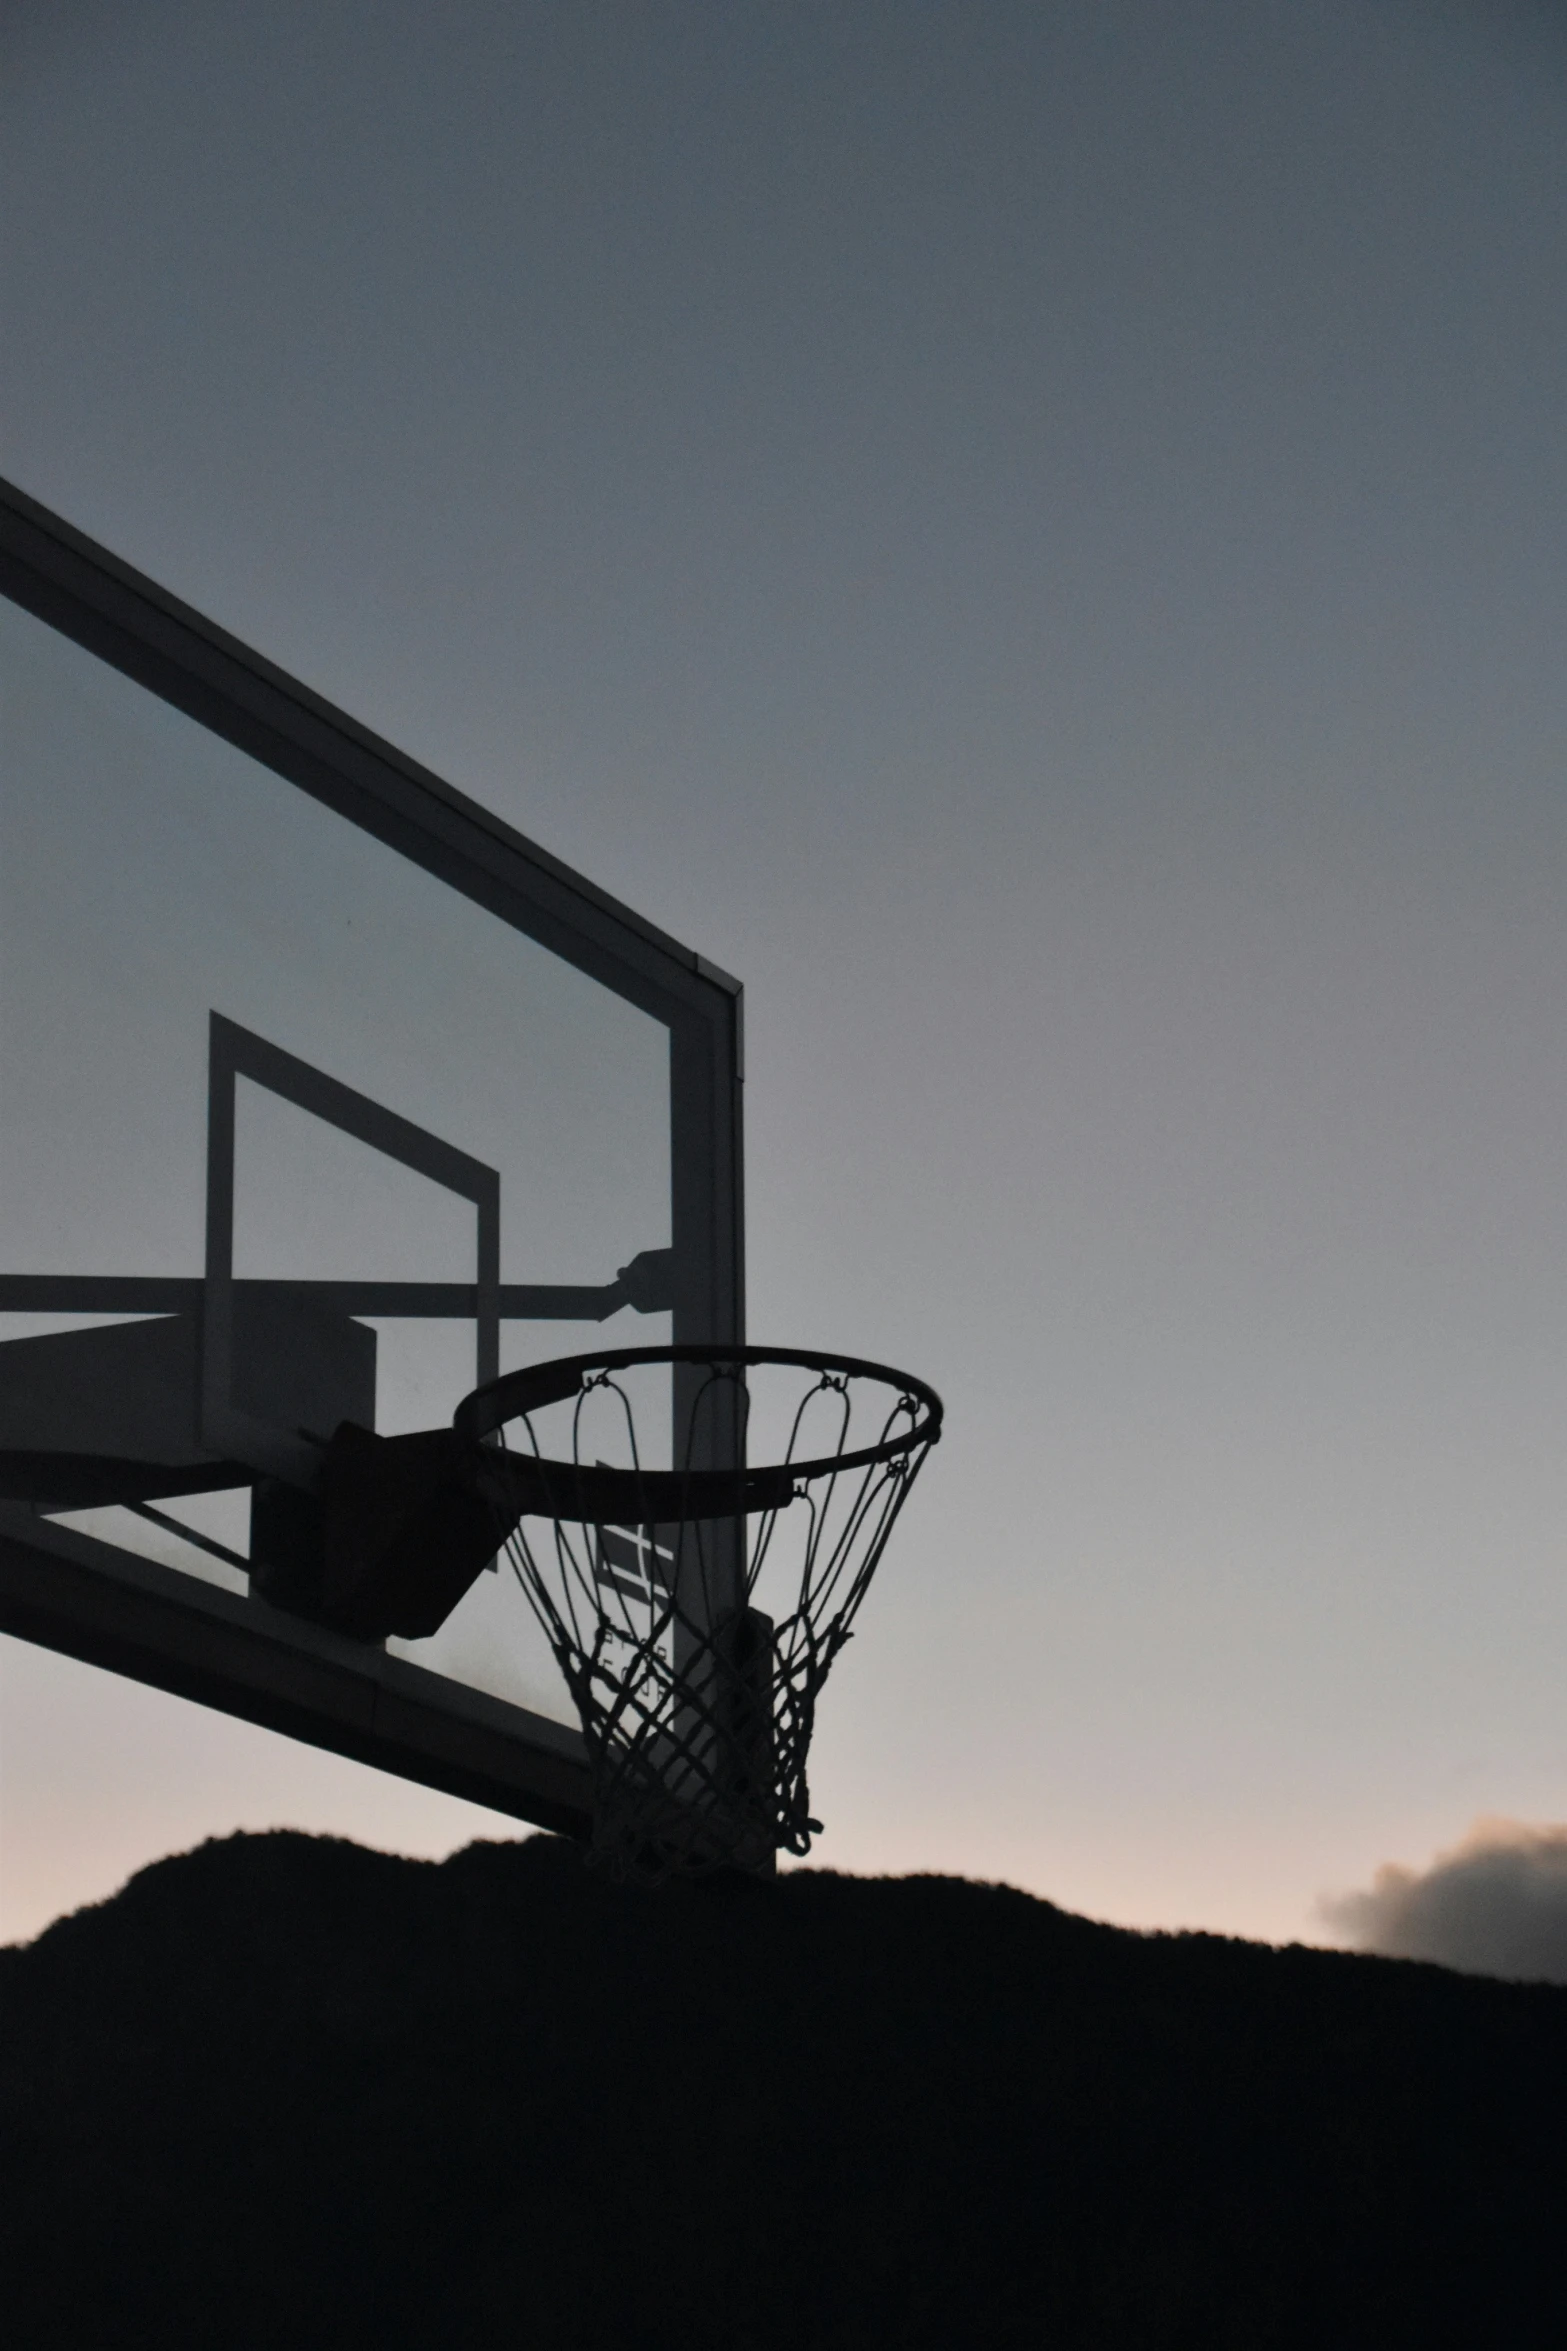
[454,1343,944,1524]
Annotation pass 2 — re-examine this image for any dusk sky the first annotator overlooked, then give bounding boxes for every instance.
[3,0,1566,1952]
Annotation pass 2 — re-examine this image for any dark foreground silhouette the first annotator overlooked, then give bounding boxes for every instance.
[4,1833,1564,2350]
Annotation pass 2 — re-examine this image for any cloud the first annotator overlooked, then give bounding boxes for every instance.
[1320,1818,1567,1985]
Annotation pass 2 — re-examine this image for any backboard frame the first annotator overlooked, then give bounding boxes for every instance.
[0,473,745,1838]
[201,1012,503,1489]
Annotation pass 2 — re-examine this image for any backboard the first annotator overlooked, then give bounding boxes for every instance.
[0,476,743,1837]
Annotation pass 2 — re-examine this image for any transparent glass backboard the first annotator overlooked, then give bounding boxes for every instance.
[0,505,741,1795]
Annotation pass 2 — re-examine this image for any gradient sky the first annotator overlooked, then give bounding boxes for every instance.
[2,0,1565,1947]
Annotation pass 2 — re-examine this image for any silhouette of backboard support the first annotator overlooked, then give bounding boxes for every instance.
[0,474,744,1836]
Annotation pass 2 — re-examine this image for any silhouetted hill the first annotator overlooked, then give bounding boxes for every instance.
[4,1832,1564,2350]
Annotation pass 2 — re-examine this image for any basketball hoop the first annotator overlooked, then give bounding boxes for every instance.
[456,1345,942,1883]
